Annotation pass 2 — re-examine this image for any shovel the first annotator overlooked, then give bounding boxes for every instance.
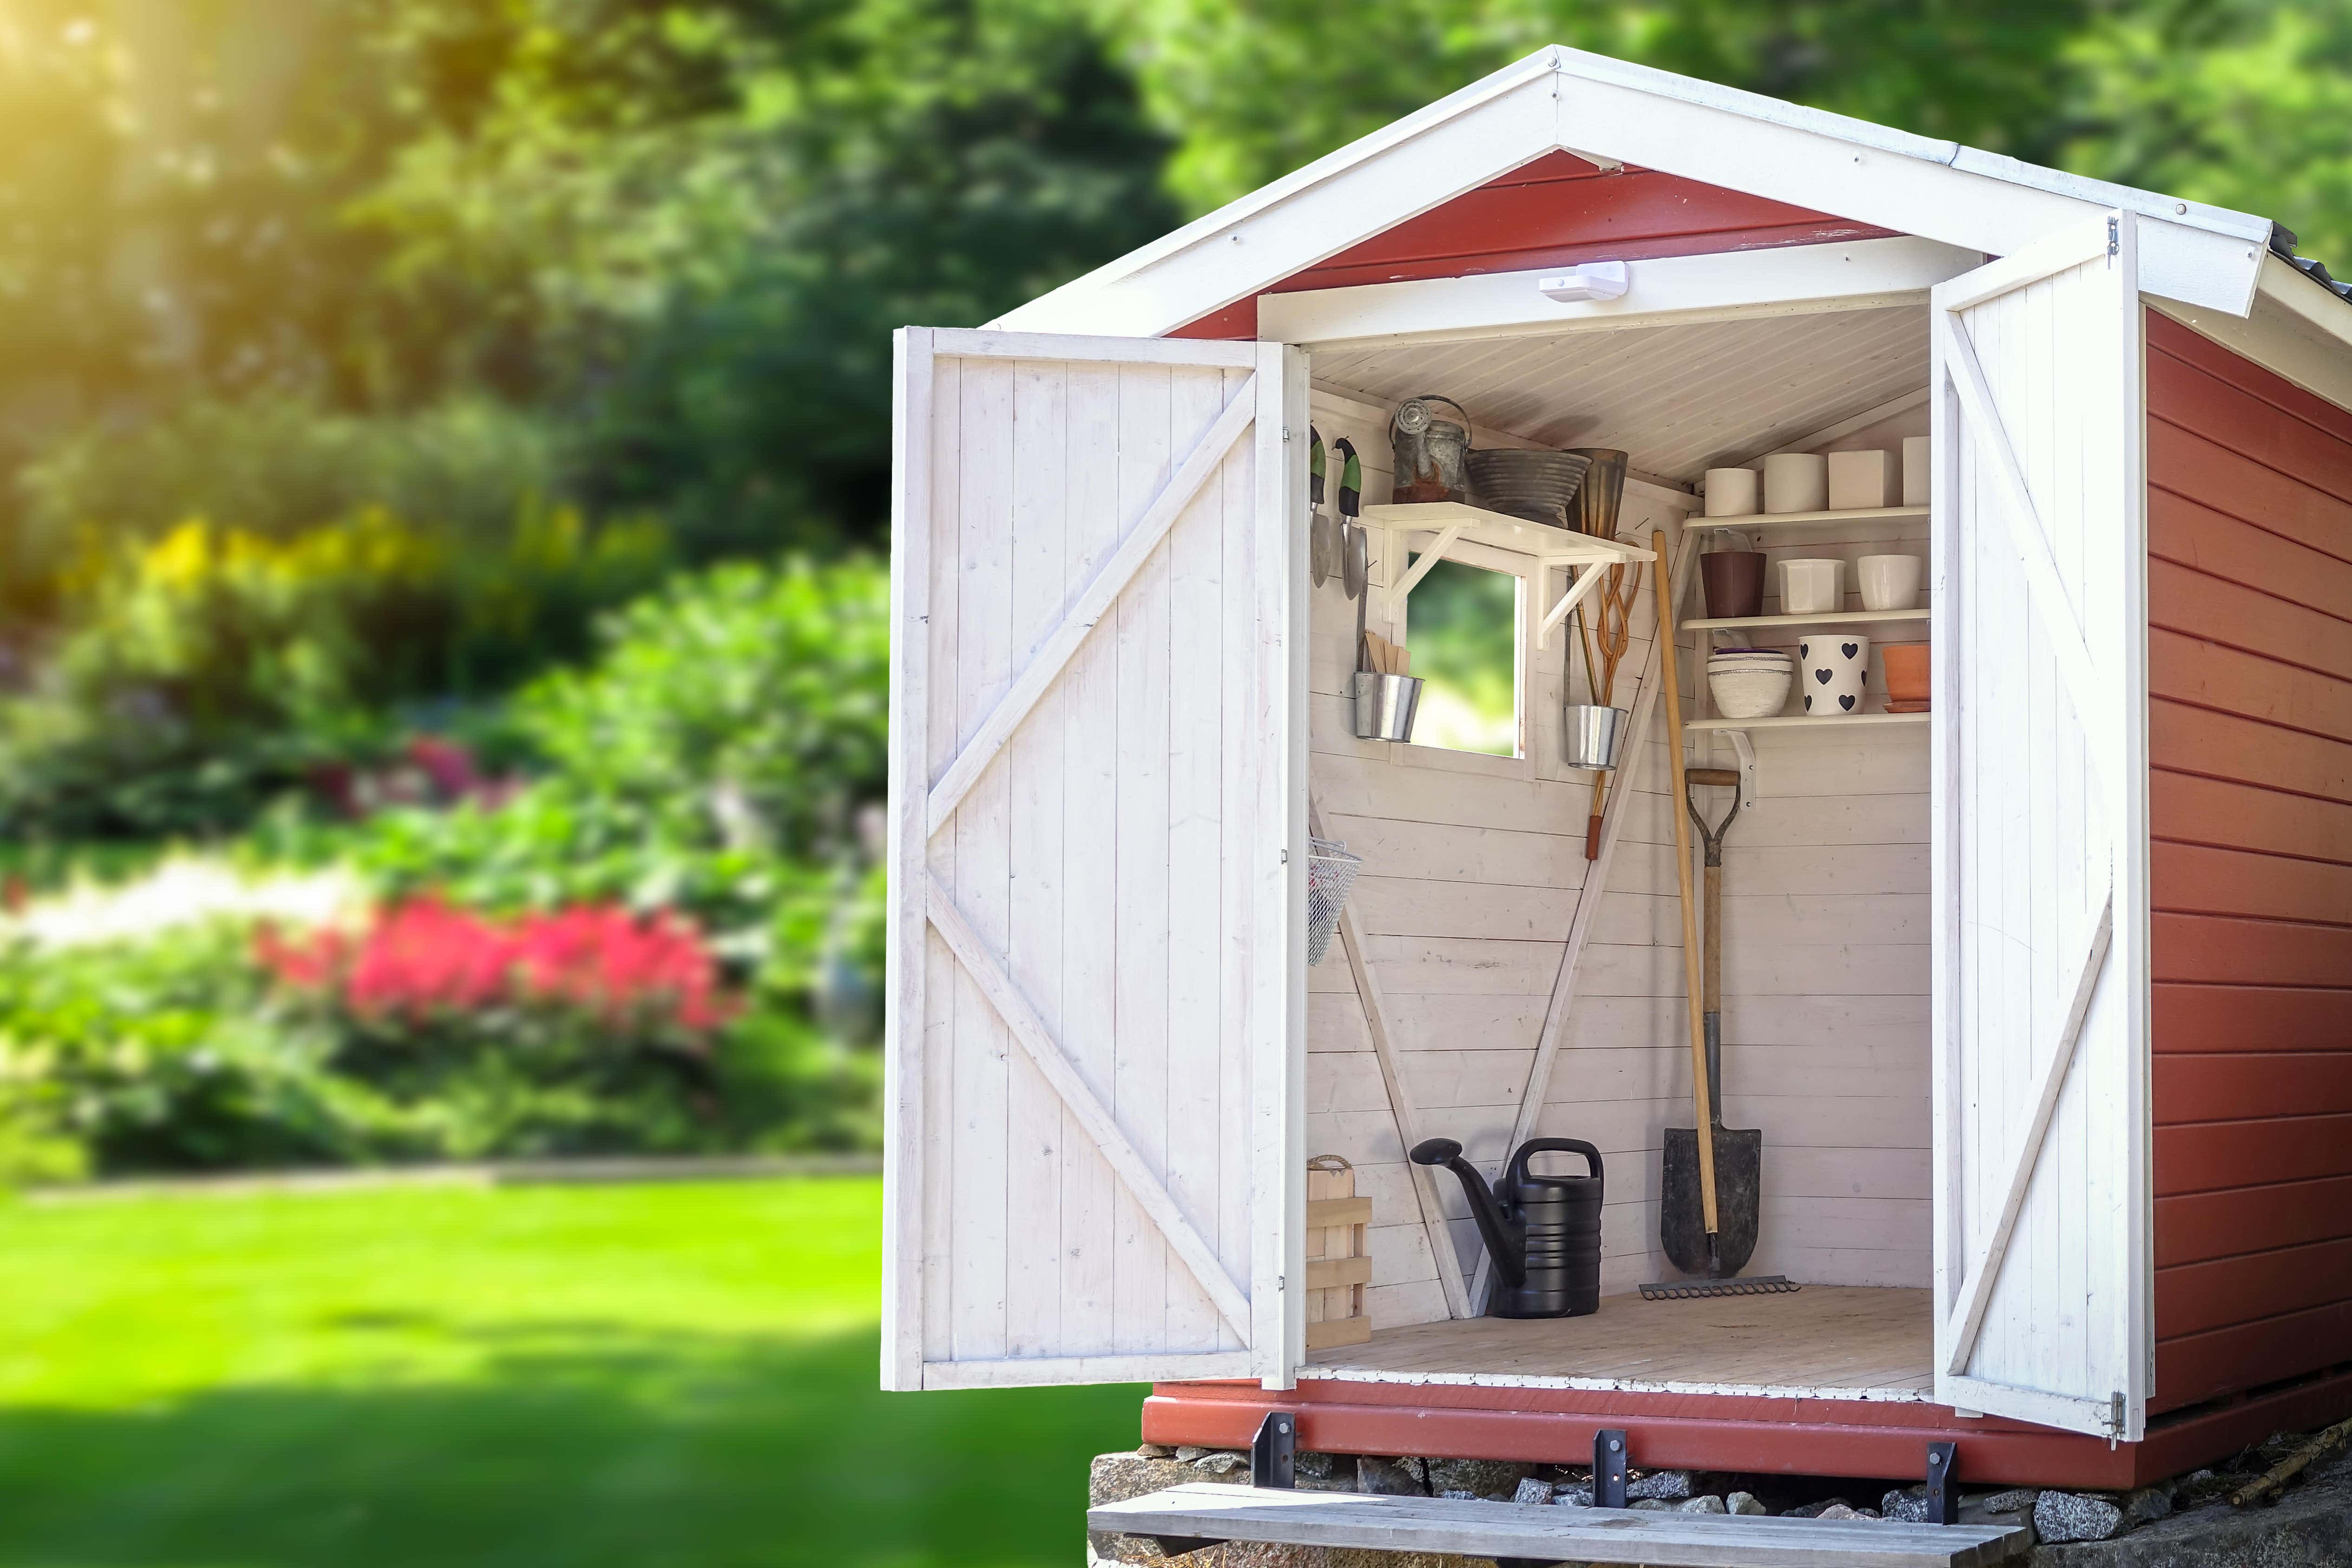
[1654,768,1793,1293]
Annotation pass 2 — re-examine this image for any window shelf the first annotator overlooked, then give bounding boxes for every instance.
[1362,501,1653,648]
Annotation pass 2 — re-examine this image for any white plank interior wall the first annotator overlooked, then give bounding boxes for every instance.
[1306,367,1941,1331]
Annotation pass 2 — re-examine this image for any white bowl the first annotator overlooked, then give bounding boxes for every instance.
[1709,664,1794,719]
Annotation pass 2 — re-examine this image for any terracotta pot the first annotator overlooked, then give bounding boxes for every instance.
[1701,551,1766,620]
[1883,643,1931,706]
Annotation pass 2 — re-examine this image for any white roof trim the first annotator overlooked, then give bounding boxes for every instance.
[992,46,2277,339]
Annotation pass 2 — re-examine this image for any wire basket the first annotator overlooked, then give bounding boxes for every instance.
[1306,837,1363,966]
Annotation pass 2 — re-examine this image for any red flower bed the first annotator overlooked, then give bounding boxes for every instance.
[258,898,733,1033]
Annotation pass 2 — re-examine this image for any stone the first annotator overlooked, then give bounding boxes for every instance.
[1676,1496,1727,1514]
[1194,1452,1247,1476]
[1424,1458,1533,1500]
[1294,1451,1341,1481]
[1815,1503,1864,1521]
[2120,1484,2175,1529]
[1628,1499,1673,1512]
[1439,1489,1479,1502]
[1971,1488,2038,1516]
[2175,1468,2235,1507]
[1856,1509,1881,1519]
[1727,1492,1768,1516]
[2035,1489,2125,1544]
[1513,1478,1557,1506]
[1357,1456,1427,1496]
[1626,1469,1694,1502]
[1088,1450,1245,1565]
[1174,1446,1214,1463]
[1784,1498,1851,1519]
[1554,1485,1595,1508]
[1137,1443,1176,1458]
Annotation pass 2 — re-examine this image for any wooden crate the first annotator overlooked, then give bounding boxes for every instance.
[1304,1155,1373,1349]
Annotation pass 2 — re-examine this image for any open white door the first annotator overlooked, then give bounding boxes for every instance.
[881,328,1308,1391]
[1931,213,2151,1438]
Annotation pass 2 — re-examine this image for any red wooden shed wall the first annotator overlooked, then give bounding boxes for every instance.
[1171,152,1891,339]
[2145,309,2352,1416]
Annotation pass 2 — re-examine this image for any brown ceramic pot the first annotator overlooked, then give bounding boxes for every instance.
[1700,550,1767,620]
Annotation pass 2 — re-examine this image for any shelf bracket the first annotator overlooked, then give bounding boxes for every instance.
[1536,559,1610,652]
[1385,522,1466,617]
[1709,729,1759,811]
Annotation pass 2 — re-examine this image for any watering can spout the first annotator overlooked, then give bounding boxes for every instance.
[1411,1138,1526,1289]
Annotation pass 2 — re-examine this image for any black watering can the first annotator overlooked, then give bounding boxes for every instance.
[1411,1137,1604,1318]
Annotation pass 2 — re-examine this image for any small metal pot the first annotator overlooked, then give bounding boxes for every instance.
[1562,703,1629,770]
[1353,672,1423,741]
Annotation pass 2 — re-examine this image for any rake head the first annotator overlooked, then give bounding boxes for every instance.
[1638,1275,1801,1301]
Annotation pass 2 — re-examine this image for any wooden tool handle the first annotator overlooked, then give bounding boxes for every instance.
[1652,529,1720,1237]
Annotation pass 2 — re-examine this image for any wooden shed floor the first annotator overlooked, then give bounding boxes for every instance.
[1303,1286,1933,1397]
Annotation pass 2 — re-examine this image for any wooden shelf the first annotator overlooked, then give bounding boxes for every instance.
[1687,606,1930,631]
[1361,501,1654,567]
[1691,504,1930,531]
[1688,711,1929,732]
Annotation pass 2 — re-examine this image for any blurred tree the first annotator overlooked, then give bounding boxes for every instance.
[0,0,1176,575]
[1095,0,2103,214]
[2064,0,2352,267]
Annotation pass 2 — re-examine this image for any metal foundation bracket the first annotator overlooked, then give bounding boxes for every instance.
[1594,1428,1629,1509]
[1145,1537,1221,1557]
[1251,1411,1296,1489]
[1926,1440,1959,1525]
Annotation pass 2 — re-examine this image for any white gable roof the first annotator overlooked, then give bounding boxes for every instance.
[993,46,2275,339]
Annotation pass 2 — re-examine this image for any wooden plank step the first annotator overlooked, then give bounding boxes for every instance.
[1090,1485,2029,1568]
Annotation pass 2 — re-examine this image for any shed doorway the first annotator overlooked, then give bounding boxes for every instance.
[1300,299,1938,1402]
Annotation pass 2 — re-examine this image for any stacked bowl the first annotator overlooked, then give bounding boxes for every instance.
[1466,448,1591,526]
[1707,648,1794,719]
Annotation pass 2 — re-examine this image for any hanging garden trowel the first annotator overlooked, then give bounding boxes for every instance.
[1649,767,1796,1300]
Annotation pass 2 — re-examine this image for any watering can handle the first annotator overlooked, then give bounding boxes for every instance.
[1508,1138,1603,1188]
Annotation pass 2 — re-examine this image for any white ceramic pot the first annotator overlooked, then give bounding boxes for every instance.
[1857,554,1924,611]
[1763,453,1828,514]
[1704,467,1761,517]
[1779,558,1844,616]
[1902,436,1931,506]
[1707,652,1794,719]
[1799,633,1871,718]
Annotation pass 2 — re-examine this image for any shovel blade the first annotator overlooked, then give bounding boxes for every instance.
[1660,1124,1762,1279]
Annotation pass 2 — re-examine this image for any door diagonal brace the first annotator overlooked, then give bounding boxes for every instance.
[1943,877,2115,1375]
[925,874,1254,1339]
[925,377,1257,837]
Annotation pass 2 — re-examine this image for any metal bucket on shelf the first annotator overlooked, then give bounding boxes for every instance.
[1353,671,1423,741]
[1562,702,1629,770]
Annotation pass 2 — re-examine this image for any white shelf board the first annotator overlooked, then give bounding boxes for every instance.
[1690,504,1930,531]
[1688,606,1931,631]
[1361,501,1654,565]
[1688,710,1929,732]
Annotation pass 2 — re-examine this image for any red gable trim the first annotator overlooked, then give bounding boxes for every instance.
[1172,150,1892,340]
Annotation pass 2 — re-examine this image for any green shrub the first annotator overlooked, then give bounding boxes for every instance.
[0,505,670,839]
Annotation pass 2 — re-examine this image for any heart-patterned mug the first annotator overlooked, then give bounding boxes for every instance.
[1798,633,1871,718]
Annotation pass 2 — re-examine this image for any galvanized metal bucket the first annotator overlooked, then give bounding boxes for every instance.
[1562,703,1629,770]
[1353,672,1423,741]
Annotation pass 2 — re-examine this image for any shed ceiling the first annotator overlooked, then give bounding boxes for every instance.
[1311,304,1928,482]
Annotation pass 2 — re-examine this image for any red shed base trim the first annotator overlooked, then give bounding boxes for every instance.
[1144,1365,2352,1490]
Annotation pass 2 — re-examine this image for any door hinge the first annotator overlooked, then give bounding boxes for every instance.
[2107,217,2120,263]
[2109,1391,2127,1444]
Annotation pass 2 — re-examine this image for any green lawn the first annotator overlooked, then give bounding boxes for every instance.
[0,1176,1143,1567]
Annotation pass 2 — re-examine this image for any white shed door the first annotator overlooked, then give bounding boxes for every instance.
[1931,213,2151,1439]
[881,328,1307,1391]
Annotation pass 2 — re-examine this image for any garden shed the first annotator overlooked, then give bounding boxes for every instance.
[881,47,2352,1489]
